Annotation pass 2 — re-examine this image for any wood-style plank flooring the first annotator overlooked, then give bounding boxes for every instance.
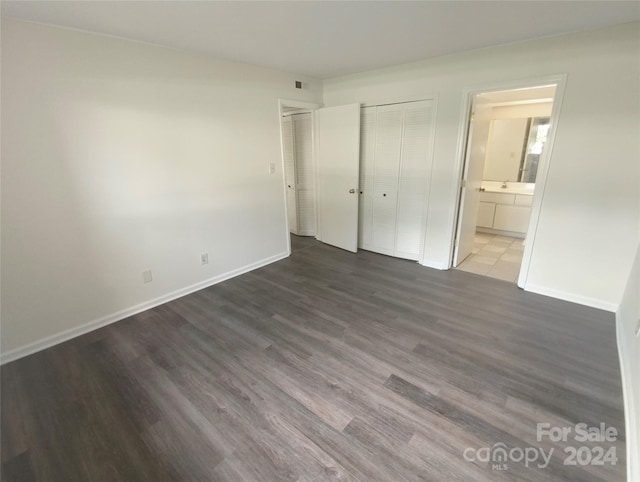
[1,235,626,481]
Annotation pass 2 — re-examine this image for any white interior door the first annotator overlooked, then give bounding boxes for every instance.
[453,95,492,266]
[281,116,298,234]
[293,114,315,236]
[371,105,403,255]
[316,103,361,252]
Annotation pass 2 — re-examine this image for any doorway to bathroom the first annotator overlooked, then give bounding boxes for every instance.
[452,81,562,285]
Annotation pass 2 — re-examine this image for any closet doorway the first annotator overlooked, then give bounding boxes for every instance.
[278,98,436,261]
[281,109,315,236]
[278,99,320,256]
[278,100,360,254]
[452,80,564,286]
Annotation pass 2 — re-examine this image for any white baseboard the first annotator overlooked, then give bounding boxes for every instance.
[1,252,289,365]
[524,283,618,313]
[420,259,449,270]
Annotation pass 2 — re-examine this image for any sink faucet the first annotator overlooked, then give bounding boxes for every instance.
[501,180,508,189]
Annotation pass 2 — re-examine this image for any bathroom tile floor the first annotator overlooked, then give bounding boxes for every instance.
[456,232,524,282]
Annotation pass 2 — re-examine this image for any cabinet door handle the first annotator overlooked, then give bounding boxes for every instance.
[349,188,356,194]
[383,193,387,197]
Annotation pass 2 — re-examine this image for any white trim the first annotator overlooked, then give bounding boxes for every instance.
[517,76,567,289]
[420,259,449,270]
[616,311,639,482]
[525,283,618,313]
[0,252,289,365]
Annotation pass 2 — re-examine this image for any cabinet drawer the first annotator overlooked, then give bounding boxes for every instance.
[494,205,532,233]
[477,202,496,228]
[479,192,515,204]
[515,194,533,206]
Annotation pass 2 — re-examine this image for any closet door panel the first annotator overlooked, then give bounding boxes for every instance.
[358,107,377,249]
[395,101,433,259]
[293,114,315,236]
[281,117,298,234]
[371,106,403,254]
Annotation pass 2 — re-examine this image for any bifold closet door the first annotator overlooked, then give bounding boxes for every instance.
[358,107,376,249]
[358,100,434,261]
[281,116,298,234]
[371,105,404,255]
[395,100,434,259]
[292,114,315,236]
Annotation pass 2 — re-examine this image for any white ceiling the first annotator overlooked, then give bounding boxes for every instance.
[2,1,639,79]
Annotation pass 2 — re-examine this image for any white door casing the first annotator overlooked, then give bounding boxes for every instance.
[315,104,361,253]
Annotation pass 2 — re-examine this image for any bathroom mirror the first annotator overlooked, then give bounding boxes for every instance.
[483,116,550,183]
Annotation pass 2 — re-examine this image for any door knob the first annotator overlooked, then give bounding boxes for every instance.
[349,188,356,194]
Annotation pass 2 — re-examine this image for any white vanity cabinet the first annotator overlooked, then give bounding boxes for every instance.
[477,202,496,228]
[478,191,532,236]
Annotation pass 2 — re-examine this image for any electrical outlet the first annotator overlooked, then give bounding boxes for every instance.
[201,253,209,265]
[269,162,276,174]
[142,270,152,283]
[635,319,640,337]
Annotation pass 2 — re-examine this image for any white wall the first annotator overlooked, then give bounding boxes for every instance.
[324,22,640,310]
[616,243,640,482]
[1,19,322,358]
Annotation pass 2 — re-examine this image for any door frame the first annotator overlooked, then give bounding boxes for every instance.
[449,74,567,288]
[277,99,321,255]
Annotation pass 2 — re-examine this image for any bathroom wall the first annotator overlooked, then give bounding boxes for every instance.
[483,118,529,181]
[484,101,554,182]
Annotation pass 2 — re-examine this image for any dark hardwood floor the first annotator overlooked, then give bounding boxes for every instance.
[1,235,625,481]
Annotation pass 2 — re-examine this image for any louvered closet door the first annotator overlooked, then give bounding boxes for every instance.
[293,114,315,236]
[371,105,404,255]
[358,107,377,249]
[281,116,298,234]
[395,100,433,260]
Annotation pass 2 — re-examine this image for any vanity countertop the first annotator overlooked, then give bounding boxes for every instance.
[481,182,535,196]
